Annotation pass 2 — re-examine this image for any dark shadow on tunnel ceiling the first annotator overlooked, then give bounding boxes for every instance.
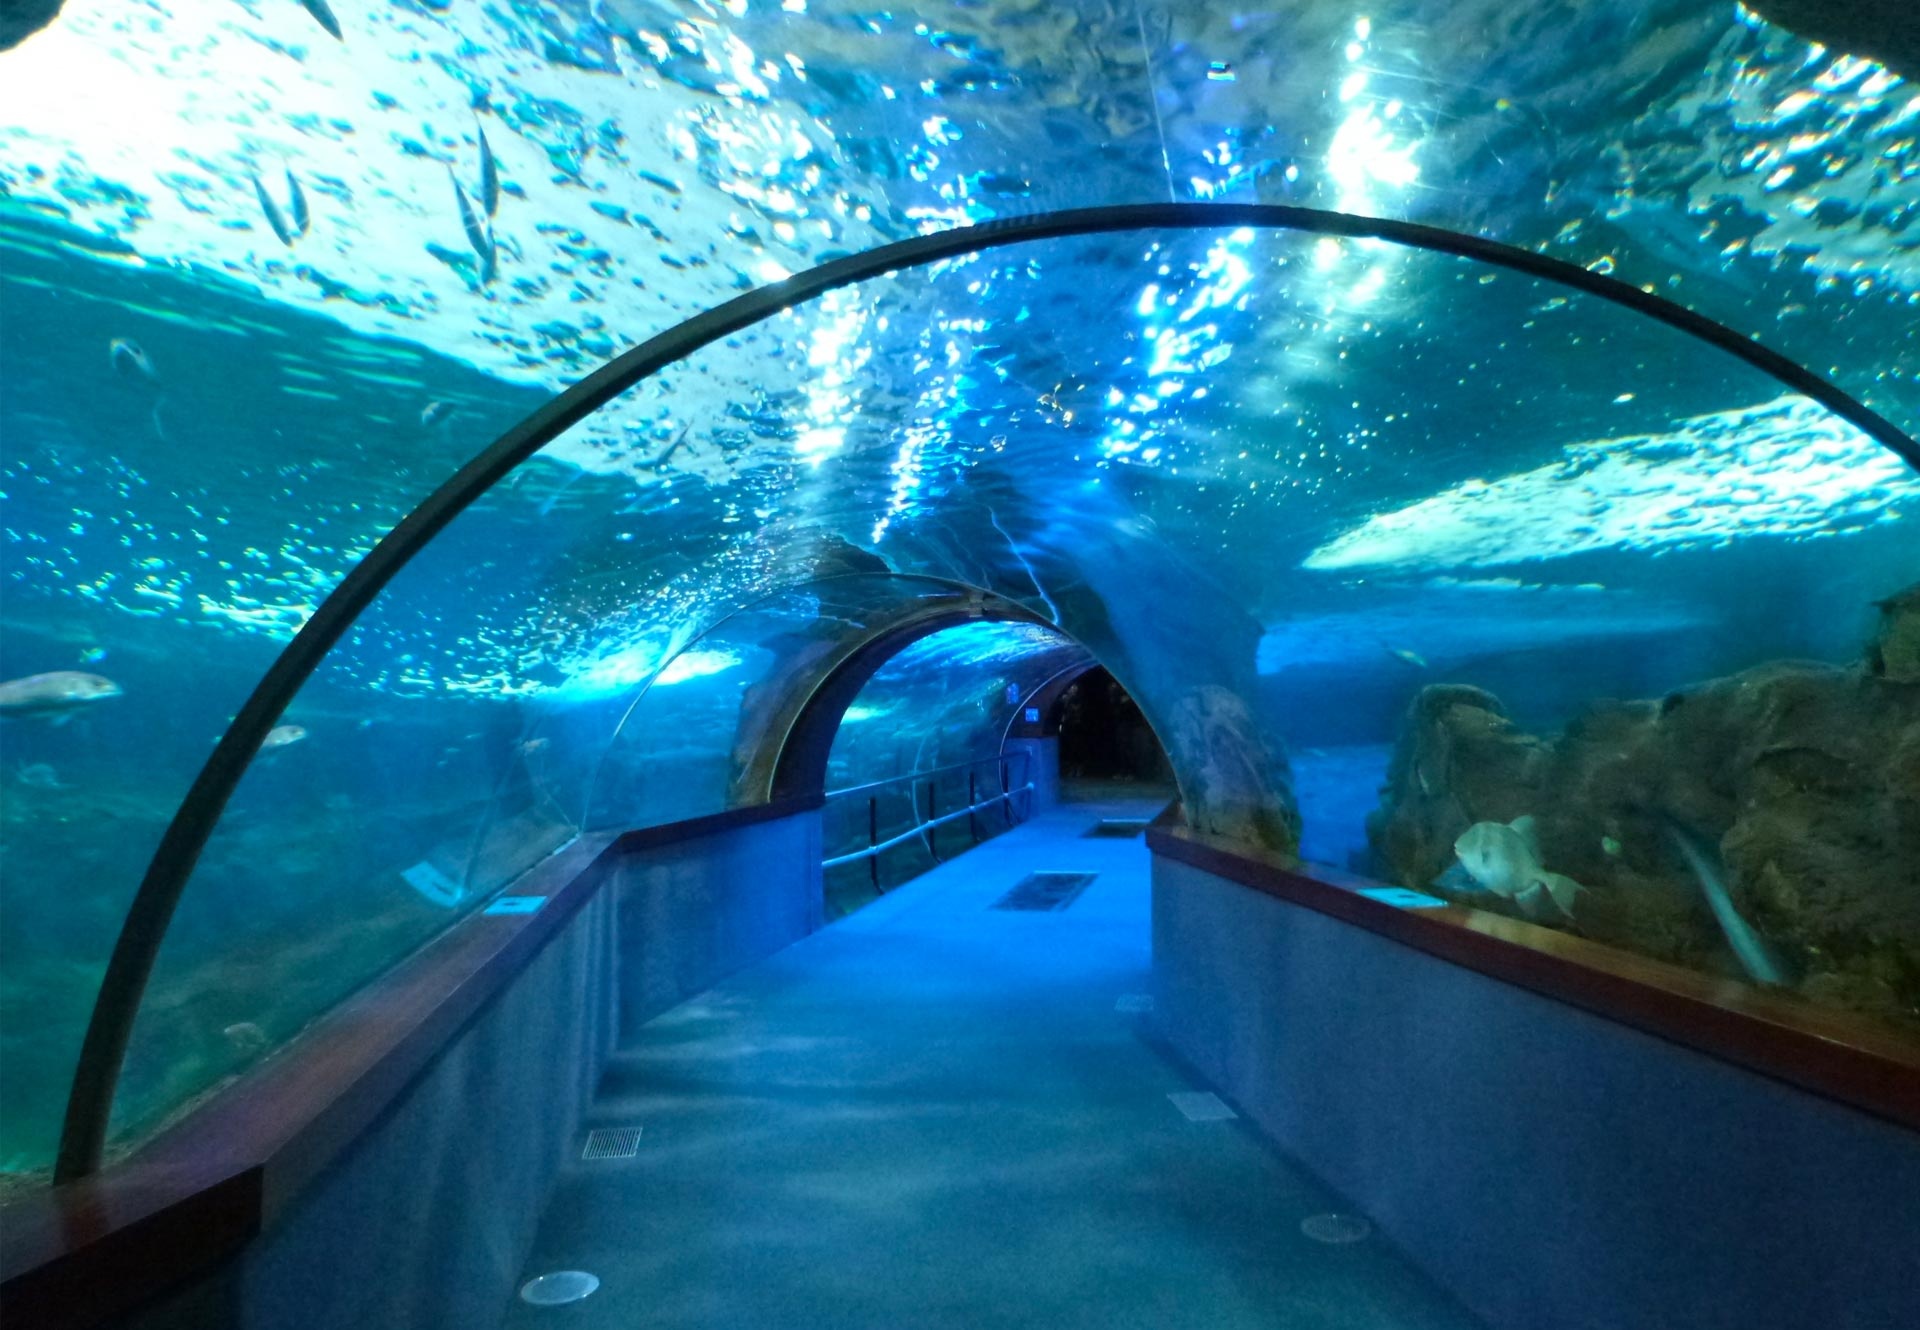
[55,202,1920,1181]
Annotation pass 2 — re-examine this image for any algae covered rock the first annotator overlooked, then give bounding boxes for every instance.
[1869,585,1920,684]
[1366,598,1920,1025]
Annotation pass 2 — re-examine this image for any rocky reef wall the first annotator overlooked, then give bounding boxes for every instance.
[1366,590,1920,1025]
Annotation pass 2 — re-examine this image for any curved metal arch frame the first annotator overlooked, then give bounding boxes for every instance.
[1001,658,1106,744]
[765,601,1066,805]
[582,570,1051,819]
[55,201,1920,1181]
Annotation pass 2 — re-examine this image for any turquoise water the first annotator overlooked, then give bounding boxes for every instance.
[1,1,1916,1176]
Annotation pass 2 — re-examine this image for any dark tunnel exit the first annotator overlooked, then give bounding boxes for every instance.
[1052,668,1177,797]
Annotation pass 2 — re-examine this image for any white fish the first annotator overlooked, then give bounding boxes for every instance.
[15,762,67,790]
[0,671,122,723]
[1385,645,1428,669]
[1452,815,1582,919]
[261,723,308,750]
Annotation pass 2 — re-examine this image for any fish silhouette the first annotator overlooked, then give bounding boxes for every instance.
[477,124,500,218]
[297,0,342,41]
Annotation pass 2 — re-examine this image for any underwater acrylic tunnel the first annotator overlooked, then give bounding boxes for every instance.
[2,3,1919,1329]
[34,200,1920,1180]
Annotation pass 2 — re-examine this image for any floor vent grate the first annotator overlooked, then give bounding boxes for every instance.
[1085,818,1151,838]
[994,871,1097,911]
[581,1126,643,1160]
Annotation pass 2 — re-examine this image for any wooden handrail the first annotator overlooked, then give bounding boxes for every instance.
[1148,824,1920,1132]
[1,797,821,1330]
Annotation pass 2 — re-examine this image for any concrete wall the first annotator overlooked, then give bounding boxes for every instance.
[1151,853,1920,1330]
[134,807,825,1330]
[615,808,824,1033]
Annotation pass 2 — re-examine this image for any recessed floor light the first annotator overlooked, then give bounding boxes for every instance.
[520,1271,601,1306]
[1301,1213,1373,1244]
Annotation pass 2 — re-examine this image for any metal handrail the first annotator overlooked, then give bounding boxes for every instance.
[825,753,1030,801]
[822,783,1036,868]
[820,751,1034,879]
[59,202,1920,1181]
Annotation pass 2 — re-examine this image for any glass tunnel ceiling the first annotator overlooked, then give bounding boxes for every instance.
[26,217,1920,1170]
[0,0,1915,1174]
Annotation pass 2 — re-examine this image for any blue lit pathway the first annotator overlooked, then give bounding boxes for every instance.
[506,799,1483,1329]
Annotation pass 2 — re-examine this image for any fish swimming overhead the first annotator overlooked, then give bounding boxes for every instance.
[450,170,496,279]
[1386,645,1428,670]
[285,168,310,237]
[15,762,67,790]
[420,399,453,429]
[109,337,156,381]
[0,671,123,722]
[477,124,500,217]
[252,172,296,246]
[296,0,343,40]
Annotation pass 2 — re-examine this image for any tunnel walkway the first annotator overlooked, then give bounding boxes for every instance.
[504,798,1483,1330]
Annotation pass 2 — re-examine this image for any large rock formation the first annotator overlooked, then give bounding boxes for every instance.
[1367,603,1920,1025]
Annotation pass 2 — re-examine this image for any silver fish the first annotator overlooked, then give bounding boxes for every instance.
[450,170,495,281]
[262,723,309,750]
[420,399,453,429]
[0,671,123,723]
[296,0,343,41]
[285,168,310,237]
[477,124,500,218]
[253,172,296,246]
[1385,645,1429,670]
[1663,819,1791,987]
[109,337,156,381]
[15,762,66,790]
[1453,816,1582,919]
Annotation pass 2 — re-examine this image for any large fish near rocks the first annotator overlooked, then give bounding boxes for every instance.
[1451,815,1584,920]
